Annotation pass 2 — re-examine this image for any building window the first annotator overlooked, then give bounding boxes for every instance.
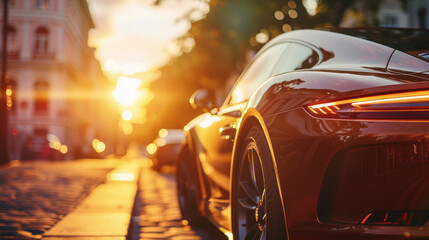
[33,128,48,138]
[34,80,49,113]
[35,27,49,53]
[381,15,398,27]
[418,8,427,29]
[37,0,49,9]
[1,25,17,52]
[6,25,17,52]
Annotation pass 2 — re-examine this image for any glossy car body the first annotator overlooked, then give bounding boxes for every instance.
[177,28,429,239]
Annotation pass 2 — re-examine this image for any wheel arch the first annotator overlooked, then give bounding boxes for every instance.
[230,108,288,234]
[180,129,207,215]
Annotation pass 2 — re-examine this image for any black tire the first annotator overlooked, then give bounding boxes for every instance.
[232,125,287,240]
[176,145,204,226]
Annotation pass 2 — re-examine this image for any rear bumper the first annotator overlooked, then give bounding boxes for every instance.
[264,107,429,239]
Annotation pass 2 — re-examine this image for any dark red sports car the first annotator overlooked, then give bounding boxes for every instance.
[176,28,429,240]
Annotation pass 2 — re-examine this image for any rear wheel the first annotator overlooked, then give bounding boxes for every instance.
[232,126,287,240]
[176,145,204,226]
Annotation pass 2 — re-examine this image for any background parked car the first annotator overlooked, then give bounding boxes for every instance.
[149,129,185,171]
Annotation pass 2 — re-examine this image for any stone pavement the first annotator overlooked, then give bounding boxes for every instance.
[43,159,140,239]
[0,159,119,239]
[129,161,228,240]
[0,151,228,239]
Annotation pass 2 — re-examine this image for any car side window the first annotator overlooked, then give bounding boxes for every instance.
[228,43,289,105]
[271,43,319,76]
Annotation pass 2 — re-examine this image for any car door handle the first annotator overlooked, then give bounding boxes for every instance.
[219,125,236,141]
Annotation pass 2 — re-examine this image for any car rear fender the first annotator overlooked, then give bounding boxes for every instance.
[182,129,208,215]
[230,108,288,231]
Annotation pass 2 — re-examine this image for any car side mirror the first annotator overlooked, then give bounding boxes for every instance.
[189,88,217,113]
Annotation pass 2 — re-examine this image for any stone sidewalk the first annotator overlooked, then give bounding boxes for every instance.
[0,158,121,239]
[43,159,140,239]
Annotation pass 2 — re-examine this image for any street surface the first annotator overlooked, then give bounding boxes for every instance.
[0,152,227,239]
[130,160,228,240]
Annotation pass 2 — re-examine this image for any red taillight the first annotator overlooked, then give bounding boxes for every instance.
[361,211,429,226]
[306,90,429,120]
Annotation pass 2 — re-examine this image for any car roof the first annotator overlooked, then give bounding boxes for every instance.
[262,29,395,70]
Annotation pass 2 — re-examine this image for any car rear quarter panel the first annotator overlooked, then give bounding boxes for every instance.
[244,70,429,238]
[262,107,429,239]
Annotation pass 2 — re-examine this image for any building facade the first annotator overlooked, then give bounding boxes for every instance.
[340,0,429,29]
[1,0,110,160]
[408,0,429,29]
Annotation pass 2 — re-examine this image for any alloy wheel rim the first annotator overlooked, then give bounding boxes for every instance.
[236,144,266,240]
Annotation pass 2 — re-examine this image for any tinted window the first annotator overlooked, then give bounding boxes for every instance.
[228,43,288,104]
[271,43,319,76]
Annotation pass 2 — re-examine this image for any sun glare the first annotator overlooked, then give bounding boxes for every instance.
[103,58,150,75]
[88,0,209,75]
[113,76,142,106]
[122,110,133,121]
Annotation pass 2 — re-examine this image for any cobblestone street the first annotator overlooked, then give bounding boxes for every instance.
[0,156,229,240]
[131,161,228,240]
[0,159,117,239]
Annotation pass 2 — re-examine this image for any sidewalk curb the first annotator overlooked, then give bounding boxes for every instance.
[42,159,142,240]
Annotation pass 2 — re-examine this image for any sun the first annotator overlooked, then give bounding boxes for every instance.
[112,76,142,107]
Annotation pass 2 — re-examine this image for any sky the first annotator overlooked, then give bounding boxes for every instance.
[87,0,209,76]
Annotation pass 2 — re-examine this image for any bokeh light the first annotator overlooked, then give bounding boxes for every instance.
[158,128,168,138]
[110,173,135,181]
[303,0,319,16]
[255,32,269,44]
[146,143,157,155]
[53,141,61,150]
[282,24,292,32]
[288,0,297,9]
[60,145,68,154]
[122,110,133,121]
[274,10,284,20]
[97,142,106,153]
[121,121,134,135]
[92,139,106,153]
[11,128,18,136]
[288,9,298,19]
[47,134,60,143]
[113,76,142,107]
